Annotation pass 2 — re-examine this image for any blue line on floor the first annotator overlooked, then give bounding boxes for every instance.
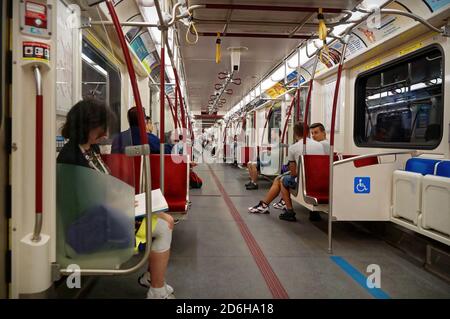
[330,256,391,299]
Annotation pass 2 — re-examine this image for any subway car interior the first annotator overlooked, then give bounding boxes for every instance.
[1,0,450,300]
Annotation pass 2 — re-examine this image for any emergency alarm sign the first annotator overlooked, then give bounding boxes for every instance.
[20,0,52,38]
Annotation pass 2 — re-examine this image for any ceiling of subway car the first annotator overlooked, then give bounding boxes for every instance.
[178,0,363,116]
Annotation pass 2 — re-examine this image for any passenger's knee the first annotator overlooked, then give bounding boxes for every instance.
[151,218,173,253]
[159,213,174,230]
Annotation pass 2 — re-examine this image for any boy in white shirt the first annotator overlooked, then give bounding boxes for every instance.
[310,122,330,154]
[248,122,324,215]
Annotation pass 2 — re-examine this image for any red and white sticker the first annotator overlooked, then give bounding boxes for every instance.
[25,1,48,29]
[23,42,50,62]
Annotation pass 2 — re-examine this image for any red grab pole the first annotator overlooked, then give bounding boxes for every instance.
[32,65,43,242]
[281,96,296,145]
[165,94,177,129]
[302,56,319,152]
[160,46,165,145]
[330,64,344,147]
[174,73,179,130]
[105,0,148,145]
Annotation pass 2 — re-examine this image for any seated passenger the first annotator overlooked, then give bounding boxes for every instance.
[58,99,175,299]
[245,129,280,189]
[164,130,175,154]
[172,134,184,155]
[310,122,330,154]
[111,107,172,154]
[232,135,238,166]
[145,115,153,133]
[245,157,260,190]
[248,122,325,216]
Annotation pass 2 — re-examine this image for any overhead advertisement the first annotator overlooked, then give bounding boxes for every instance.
[113,0,160,77]
[265,82,287,99]
[353,2,411,47]
[423,0,450,11]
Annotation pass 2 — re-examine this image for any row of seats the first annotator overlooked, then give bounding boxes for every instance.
[102,154,189,213]
[392,158,450,245]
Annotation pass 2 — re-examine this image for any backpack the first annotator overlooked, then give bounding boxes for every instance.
[190,170,203,189]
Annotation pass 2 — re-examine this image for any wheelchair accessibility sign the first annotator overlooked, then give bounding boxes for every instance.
[354,177,370,194]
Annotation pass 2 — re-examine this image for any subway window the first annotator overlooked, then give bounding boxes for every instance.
[268,103,281,144]
[82,39,121,137]
[354,45,444,149]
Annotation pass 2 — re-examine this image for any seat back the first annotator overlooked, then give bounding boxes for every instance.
[150,155,188,212]
[102,154,140,192]
[302,155,338,204]
[405,158,440,175]
[240,147,251,166]
[435,160,450,178]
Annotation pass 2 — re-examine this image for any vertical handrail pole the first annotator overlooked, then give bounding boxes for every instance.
[159,30,166,194]
[154,0,166,193]
[280,95,297,145]
[173,69,183,129]
[165,94,177,129]
[174,69,179,133]
[32,65,43,242]
[180,88,186,129]
[302,56,319,153]
[105,0,148,146]
[328,38,349,254]
[296,46,301,121]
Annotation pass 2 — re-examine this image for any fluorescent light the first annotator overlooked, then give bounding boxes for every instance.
[261,77,276,91]
[270,65,285,82]
[287,53,299,69]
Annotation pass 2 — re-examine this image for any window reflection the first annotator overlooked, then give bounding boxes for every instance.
[355,46,443,149]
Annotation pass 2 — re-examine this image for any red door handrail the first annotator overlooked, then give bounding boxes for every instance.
[32,66,43,242]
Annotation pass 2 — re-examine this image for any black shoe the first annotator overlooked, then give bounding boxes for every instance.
[245,181,253,187]
[246,182,258,190]
[309,211,322,222]
[279,211,297,222]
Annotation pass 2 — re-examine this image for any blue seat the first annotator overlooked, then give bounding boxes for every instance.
[405,158,441,175]
[435,161,450,178]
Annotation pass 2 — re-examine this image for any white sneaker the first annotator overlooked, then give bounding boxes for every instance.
[248,201,269,214]
[146,286,175,299]
[273,199,286,210]
[138,272,174,295]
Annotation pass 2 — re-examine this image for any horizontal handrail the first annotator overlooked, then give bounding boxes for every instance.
[333,151,416,167]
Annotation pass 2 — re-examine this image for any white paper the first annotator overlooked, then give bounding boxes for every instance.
[135,189,169,217]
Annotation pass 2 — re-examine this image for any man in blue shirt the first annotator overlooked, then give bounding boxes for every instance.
[111,107,171,154]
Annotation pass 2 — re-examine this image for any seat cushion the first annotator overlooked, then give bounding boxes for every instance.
[436,161,450,178]
[405,158,440,175]
[305,192,329,204]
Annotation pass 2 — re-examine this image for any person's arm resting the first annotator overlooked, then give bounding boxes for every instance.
[289,161,297,177]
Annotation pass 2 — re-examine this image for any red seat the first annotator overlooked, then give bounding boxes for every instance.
[102,154,188,212]
[240,147,253,166]
[150,155,188,212]
[303,155,338,205]
[101,154,140,192]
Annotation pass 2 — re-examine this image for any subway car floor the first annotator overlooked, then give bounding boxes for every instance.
[67,162,450,299]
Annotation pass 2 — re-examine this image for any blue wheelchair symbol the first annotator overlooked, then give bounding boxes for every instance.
[354,177,370,194]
